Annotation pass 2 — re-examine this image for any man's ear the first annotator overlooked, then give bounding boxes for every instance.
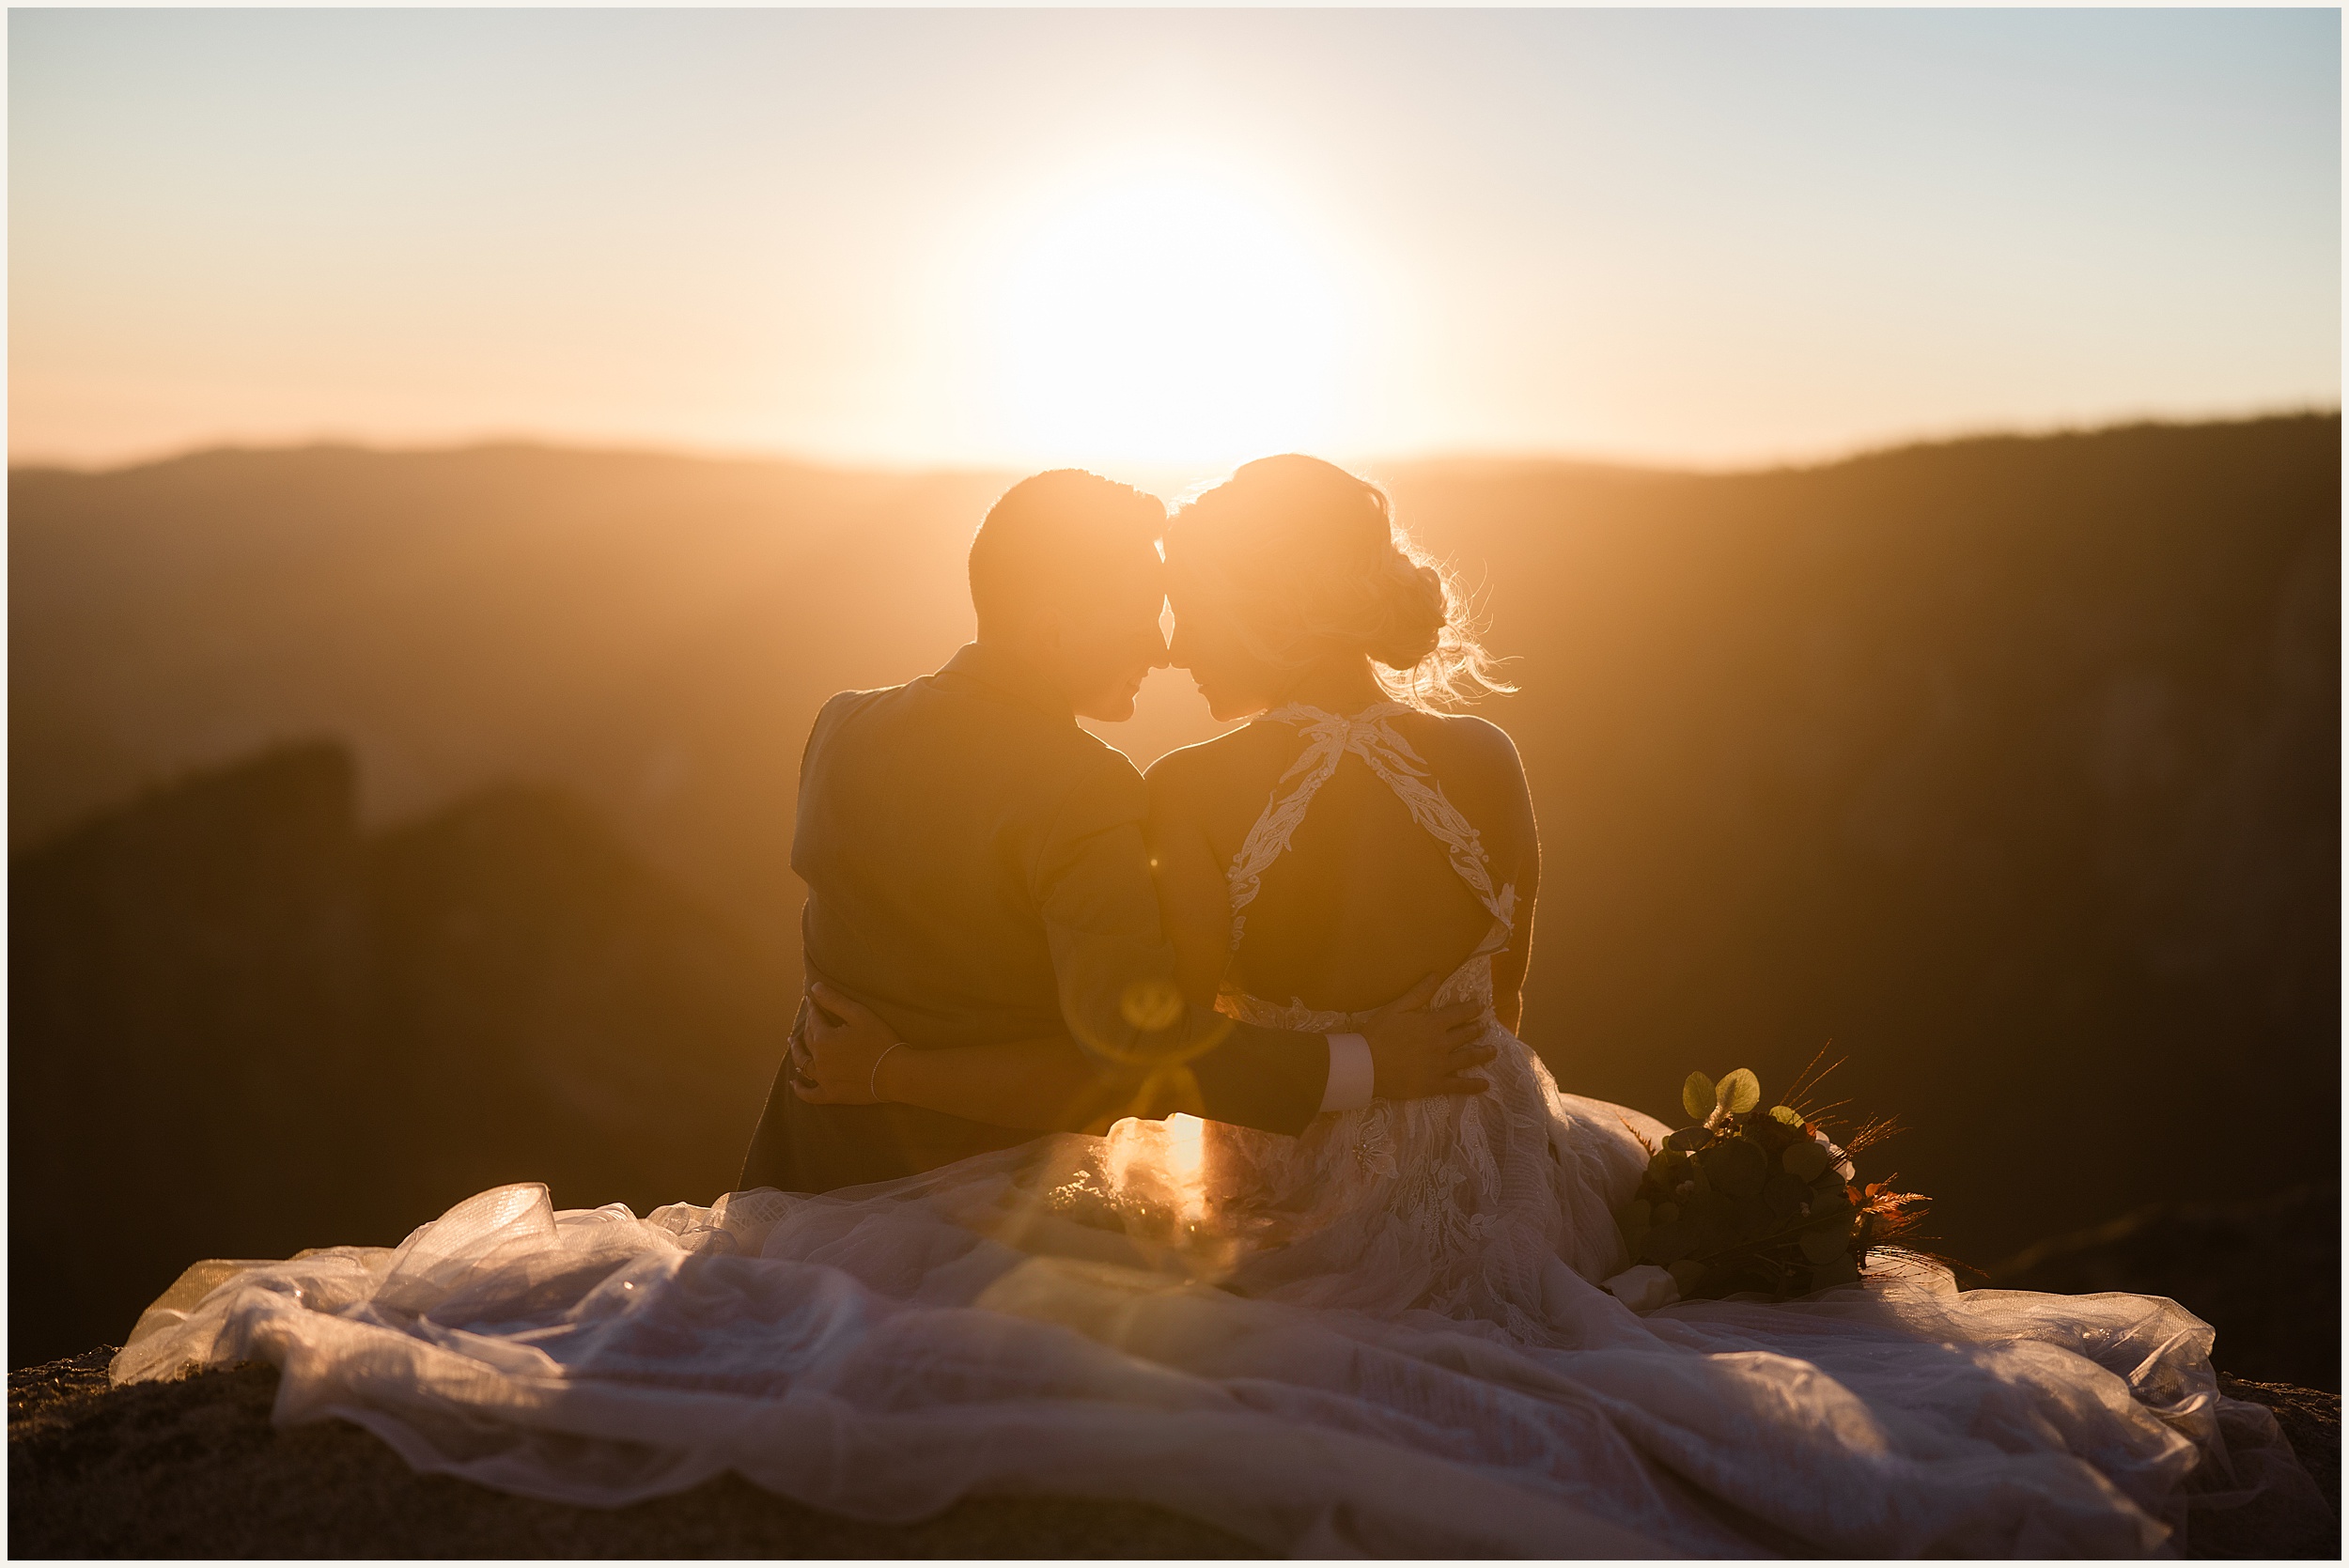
[1026,604,1066,659]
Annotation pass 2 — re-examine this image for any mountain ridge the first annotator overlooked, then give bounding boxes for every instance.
[10,406,2333,488]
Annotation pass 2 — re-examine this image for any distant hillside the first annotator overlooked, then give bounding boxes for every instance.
[8,416,2339,1301]
[9,744,788,1367]
[8,446,1019,988]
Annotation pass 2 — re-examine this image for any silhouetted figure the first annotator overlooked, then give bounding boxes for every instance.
[738,469,1484,1192]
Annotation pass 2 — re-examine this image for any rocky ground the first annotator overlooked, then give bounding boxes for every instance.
[8,1349,1260,1559]
[10,1346,2336,1559]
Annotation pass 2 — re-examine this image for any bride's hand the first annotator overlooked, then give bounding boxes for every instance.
[1360,974,1496,1101]
[791,982,908,1106]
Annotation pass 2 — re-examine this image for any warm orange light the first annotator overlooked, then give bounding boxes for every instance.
[1161,1112,1207,1225]
[1102,1108,1210,1232]
[984,154,1361,469]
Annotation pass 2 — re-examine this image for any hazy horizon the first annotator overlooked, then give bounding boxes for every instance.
[11,9,2340,474]
[12,404,2341,498]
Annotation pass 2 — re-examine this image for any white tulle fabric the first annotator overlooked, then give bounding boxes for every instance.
[114,706,2316,1556]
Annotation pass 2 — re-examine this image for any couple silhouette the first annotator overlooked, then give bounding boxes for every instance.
[115,458,2319,1554]
[740,456,1518,1194]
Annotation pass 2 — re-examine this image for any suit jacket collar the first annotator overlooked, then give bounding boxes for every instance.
[937,641,1074,721]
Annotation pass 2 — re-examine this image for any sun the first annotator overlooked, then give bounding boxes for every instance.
[984,156,1361,470]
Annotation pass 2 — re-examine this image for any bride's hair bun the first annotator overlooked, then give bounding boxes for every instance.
[1165,455,1513,710]
[1362,551,1448,671]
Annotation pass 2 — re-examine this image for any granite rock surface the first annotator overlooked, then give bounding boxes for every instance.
[11,1346,2335,1559]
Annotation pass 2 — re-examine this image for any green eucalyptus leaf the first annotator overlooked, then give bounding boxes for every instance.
[1682,1072,1716,1121]
[1810,1254,1860,1290]
[1703,1136,1770,1199]
[1763,1172,1808,1218]
[1799,1228,1849,1265]
[1718,1068,1761,1114]
[1782,1140,1831,1182]
[1769,1106,1804,1127]
[1645,1223,1691,1265]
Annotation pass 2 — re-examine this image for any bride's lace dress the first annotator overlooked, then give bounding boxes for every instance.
[115,706,2317,1555]
[1203,704,1644,1332]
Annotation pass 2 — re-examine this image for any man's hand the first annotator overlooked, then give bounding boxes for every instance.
[1359,975,1495,1100]
[791,982,906,1105]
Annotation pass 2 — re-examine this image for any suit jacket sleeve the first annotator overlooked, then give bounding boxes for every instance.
[1033,753,1328,1137]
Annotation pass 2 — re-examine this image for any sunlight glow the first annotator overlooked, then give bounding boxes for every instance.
[1162,1112,1207,1224]
[1102,1109,1211,1232]
[986,158,1359,469]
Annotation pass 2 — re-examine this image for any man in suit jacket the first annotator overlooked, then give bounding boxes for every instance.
[739,470,1481,1193]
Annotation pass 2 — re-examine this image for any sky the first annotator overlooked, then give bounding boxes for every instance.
[9,8,2341,474]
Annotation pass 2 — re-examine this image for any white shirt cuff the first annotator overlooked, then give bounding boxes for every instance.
[1319,1032,1375,1114]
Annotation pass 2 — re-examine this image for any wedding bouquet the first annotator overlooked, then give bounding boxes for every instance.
[1608,1059,1925,1309]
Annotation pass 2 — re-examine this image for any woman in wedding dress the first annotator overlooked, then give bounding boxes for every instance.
[117,458,2313,1556]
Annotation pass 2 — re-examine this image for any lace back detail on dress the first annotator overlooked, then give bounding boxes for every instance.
[1225,703,1516,954]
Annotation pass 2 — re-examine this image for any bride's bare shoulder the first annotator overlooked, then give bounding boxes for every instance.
[1394,710,1526,776]
[1143,724,1290,816]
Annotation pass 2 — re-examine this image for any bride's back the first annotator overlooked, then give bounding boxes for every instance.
[1150,709,1534,1014]
[1149,454,1532,1021]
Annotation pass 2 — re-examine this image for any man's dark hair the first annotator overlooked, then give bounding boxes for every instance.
[969,470,1164,636]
